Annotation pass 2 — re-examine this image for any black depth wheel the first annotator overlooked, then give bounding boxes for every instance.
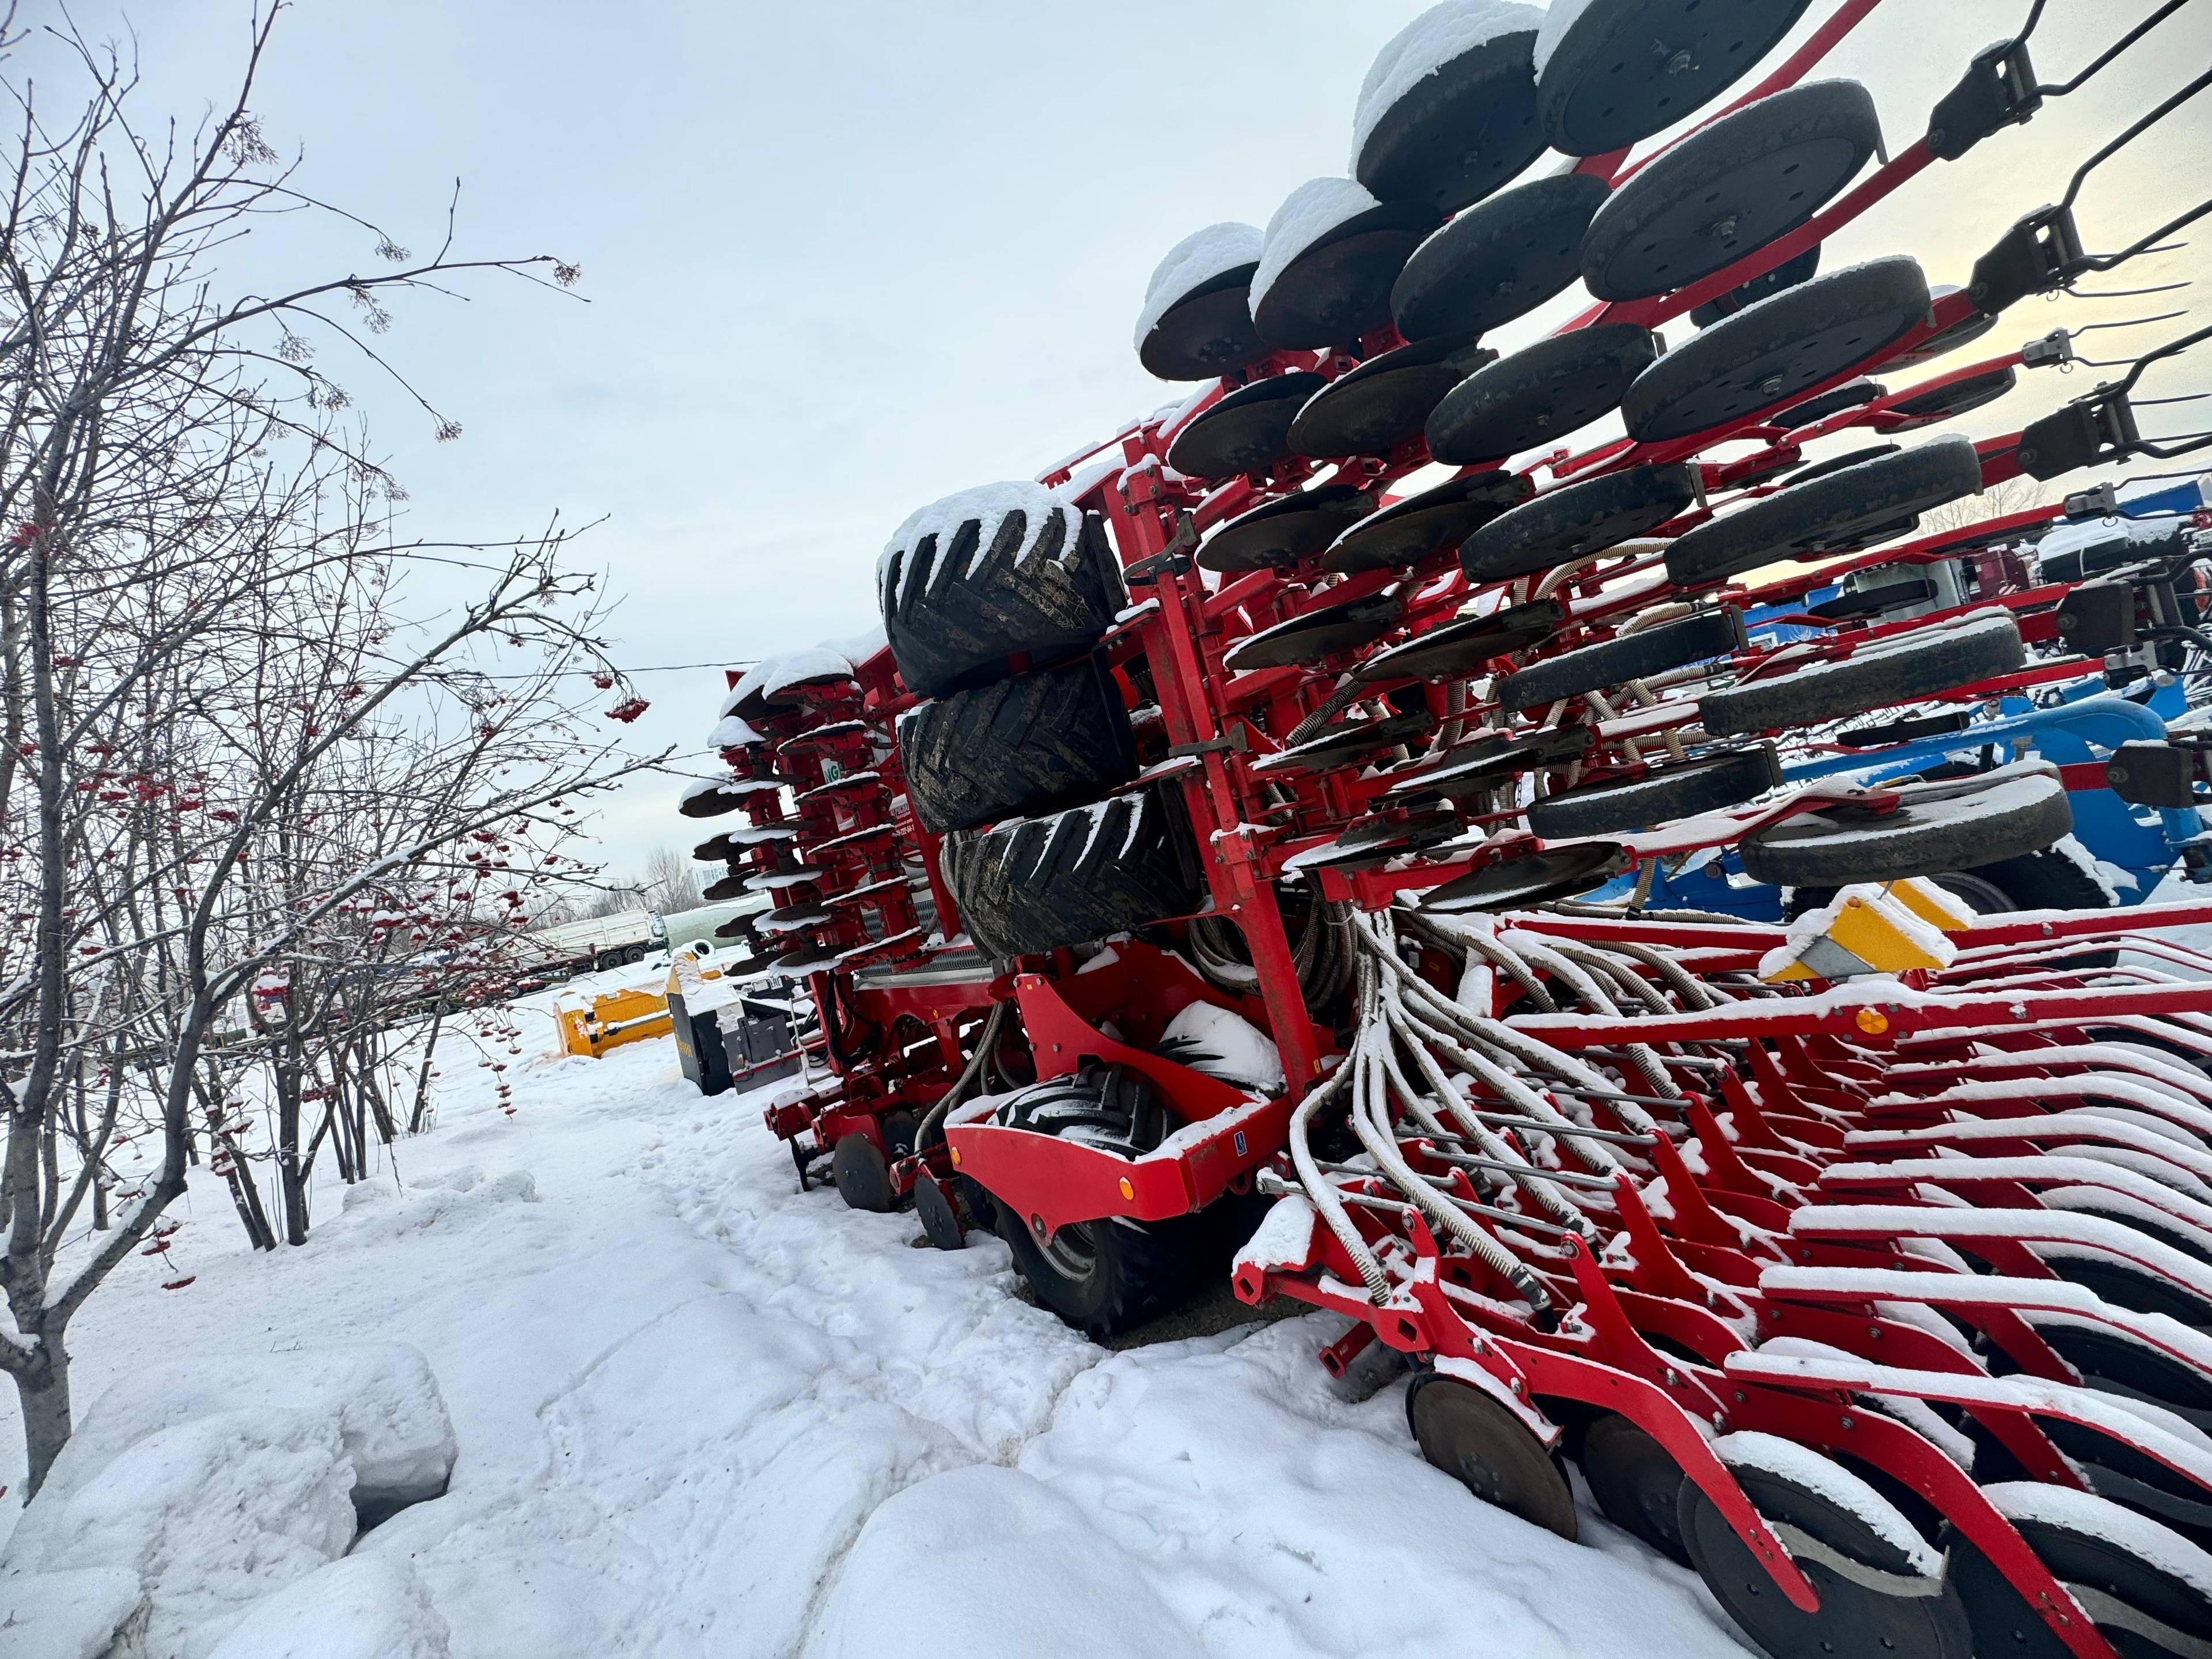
[1580,1412,1692,1565]
[1406,1373,1578,1539]
[831,1132,892,1213]
[1679,1453,1975,1659]
[915,1171,966,1251]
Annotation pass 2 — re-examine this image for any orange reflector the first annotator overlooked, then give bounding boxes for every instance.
[1118,1177,1135,1201]
[949,1147,962,1166]
[1854,1007,1891,1035]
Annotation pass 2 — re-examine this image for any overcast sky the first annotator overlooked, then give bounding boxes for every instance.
[22,1,2211,881]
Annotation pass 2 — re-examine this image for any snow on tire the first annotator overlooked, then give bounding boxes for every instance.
[1699,611,2024,737]
[941,786,1205,960]
[1740,767,2074,888]
[879,482,1128,700]
[898,656,1138,834]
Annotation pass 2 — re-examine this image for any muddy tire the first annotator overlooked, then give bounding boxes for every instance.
[1529,746,1781,839]
[880,485,1128,699]
[1699,611,2024,736]
[899,656,1137,834]
[1741,768,2074,887]
[942,787,1206,960]
[1623,255,1933,442]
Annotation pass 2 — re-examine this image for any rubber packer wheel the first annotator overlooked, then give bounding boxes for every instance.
[1950,1487,2212,1658]
[881,486,1128,701]
[1536,0,1819,157]
[1427,324,1660,466]
[1391,172,1611,342]
[1461,463,1698,584]
[1581,79,1881,302]
[1289,336,1494,460]
[1355,13,1548,217]
[1665,434,1984,589]
[1740,768,2073,887]
[1580,1413,1692,1566]
[941,786,1205,960]
[1679,1456,1975,1659]
[1623,255,1933,444]
[1167,372,1327,480]
[1529,745,1781,839]
[1698,611,2025,737]
[1497,605,1745,714]
[899,655,1138,834]
[1406,1373,1578,1539]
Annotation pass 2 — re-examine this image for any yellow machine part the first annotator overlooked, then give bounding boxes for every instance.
[1765,885,1957,984]
[556,986,673,1058]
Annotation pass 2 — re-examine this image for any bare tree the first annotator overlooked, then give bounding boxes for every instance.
[0,10,661,1495]
[642,843,704,914]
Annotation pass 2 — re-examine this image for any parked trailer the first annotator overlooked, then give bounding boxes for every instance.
[684,3,2212,1653]
[513,907,666,977]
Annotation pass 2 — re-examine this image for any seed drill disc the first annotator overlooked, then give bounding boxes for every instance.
[701,870,755,902]
[1289,808,1465,873]
[914,1172,968,1251]
[1427,324,1661,465]
[1885,286,1998,368]
[1460,463,1699,584]
[1421,842,1626,913]
[1578,1414,1691,1566]
[1289,336,1496,459]
[1680,1463,1975,1659]
[1252,201,1440,349]
[1950,1505,2212,1659]
[1623,255,1933,443]
[1165,372,1327,480]
[1536,0,1819,156]
[1689,243,1823,328]
[1200,483,1376,574]
[1581,81,1880,301]
[1883,365,2017,430]
[1140,266,1267,381]
[1773,374,1882,430]
[1391,172,1612,341]
[1219,586,1407,671]
[1355,597,1567,682]
[1251,710,1435,777]
[1389,725,1595,800]
[831,1134,893,1213]
[1356,20,1549,218]
[1321,469,1531,574]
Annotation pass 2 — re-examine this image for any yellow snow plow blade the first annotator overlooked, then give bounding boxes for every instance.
[556,987,672,1058]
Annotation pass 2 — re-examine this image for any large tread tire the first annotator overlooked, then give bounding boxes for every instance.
[1741,768,2074,887]
[1623,255,1933,442]
[985,1066,1203,1339]
[1666,435,1985,589]
[1426,324,1661,466]
[1536,0,1819,157]
[899,657,1137,834]
[880,486,1128,700]
[942,786,1206,960]
[1497,606,1745,713]
[1461,463,1698,584]
[1391,172,1611,342]
[1529,745,1781,839]
[1581,79,1881,301]
[1699,611,2024,736]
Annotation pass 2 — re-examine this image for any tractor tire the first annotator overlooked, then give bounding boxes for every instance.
[1741,768,2074,887]
[880,485,1128,700]
[1698,611,2024,736]
[899,656,1137,834]
[941,786,1206,960]
[1497,607,1744,714]
[1665,435,1984,588]
[1622,255,1933,442]
[1581,79,1881,302]
[1529,745,1781,839]
[985,1066,1204,1339]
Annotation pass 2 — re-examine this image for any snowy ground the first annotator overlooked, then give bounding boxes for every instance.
[0,964,1755,1657]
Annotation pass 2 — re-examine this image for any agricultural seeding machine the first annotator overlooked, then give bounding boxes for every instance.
[681,2,2212,1652]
